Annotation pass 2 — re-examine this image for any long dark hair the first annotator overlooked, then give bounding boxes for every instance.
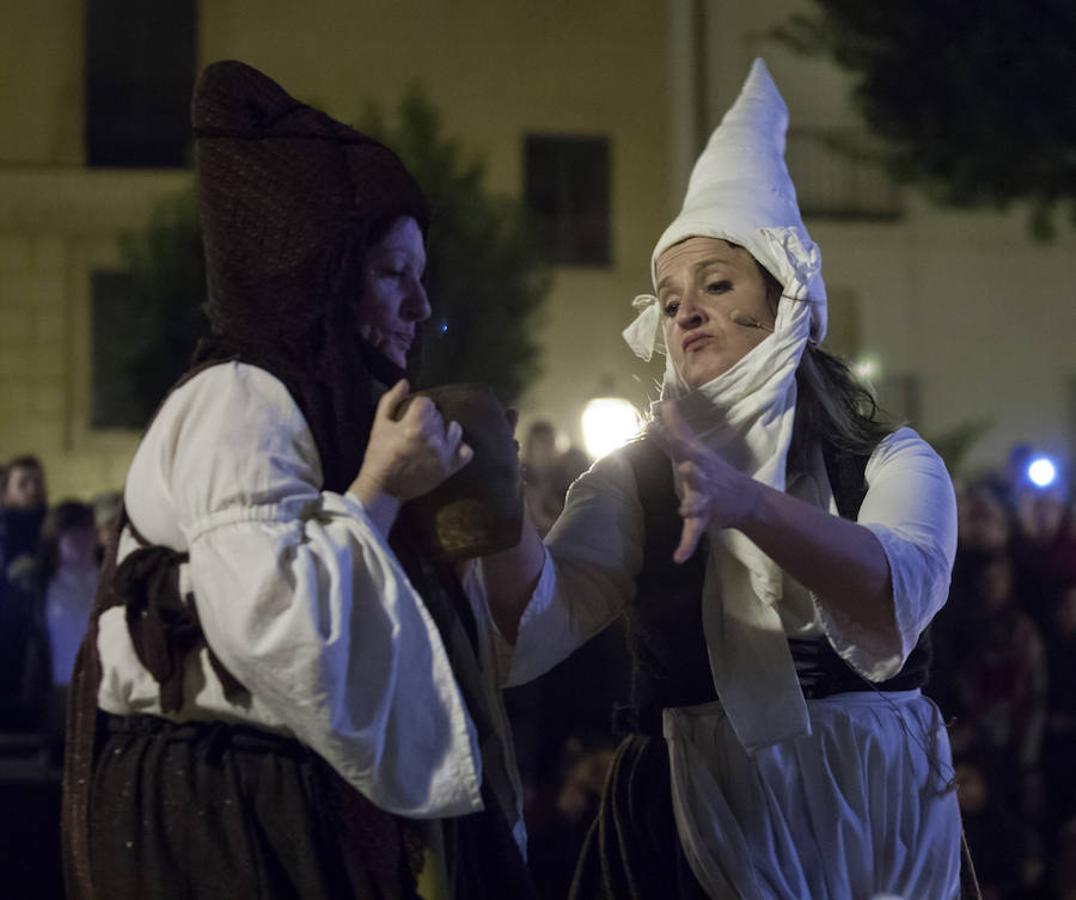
[756,265,896,471]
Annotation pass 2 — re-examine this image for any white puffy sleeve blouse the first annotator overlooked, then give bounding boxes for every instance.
[96,362,487,820]
[501,426,957,688]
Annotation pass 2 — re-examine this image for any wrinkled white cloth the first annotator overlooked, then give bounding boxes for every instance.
[651,252,815,751]
[651,58,828,343]
[97,362,521,834]
[663,693,960,899]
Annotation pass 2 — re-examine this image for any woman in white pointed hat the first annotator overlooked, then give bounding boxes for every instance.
[483,59,967,898]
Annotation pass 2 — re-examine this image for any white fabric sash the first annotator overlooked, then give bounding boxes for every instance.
[648,227,822,752]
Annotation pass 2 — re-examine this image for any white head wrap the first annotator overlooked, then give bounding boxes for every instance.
[627,59,830,752]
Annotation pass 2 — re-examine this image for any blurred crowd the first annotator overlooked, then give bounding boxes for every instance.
[0,455,122,757]
[931,475,1076,899]
[2,436,1075,899]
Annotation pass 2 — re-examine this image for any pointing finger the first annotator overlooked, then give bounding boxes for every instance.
[673,516,706,564]
[678,495,708,518]
[444,419,463,452]
[452,441,474,472]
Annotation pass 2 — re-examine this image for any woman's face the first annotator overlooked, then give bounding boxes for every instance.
[656,238,775,389]
[2,463,46,510]
[356,216,431,368]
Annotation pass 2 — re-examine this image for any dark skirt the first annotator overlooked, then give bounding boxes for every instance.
[88,715,422,900]
[569,733,707,900]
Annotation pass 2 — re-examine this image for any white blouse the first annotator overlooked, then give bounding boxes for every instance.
[503,426,958,692]
[97,362,517,828]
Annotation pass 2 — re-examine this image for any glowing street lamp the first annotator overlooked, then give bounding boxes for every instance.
[852,355,880,383]
[581,397,644,460]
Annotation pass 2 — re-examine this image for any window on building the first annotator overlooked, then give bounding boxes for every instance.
[86,0,197,167]
[91,271,145,428]
[786,128,903,221]
[524,135,611,266]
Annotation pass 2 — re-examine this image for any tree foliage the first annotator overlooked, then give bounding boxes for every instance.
[774,1,1076,239]
[104,187,206,428]
[109,87,550,428]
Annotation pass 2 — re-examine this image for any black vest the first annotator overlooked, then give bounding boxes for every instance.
[621,438,931,737]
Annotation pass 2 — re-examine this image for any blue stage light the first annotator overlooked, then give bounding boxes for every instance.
[1027,456,1057,489]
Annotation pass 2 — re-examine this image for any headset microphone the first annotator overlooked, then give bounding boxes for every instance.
[729,309,774,333]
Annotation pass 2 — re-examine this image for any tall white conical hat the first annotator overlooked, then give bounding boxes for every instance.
[623,58,827,363]
[621,60,835,755]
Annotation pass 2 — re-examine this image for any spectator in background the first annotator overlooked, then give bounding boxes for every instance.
[930,482,1012,720]
[1,454,48,512]
[953,556,1047,828]
[521,421,594,539]
[547,446,590,506]
[1012,487,1076,631]
[40,502,98,689]
[1042,582,1076,892]
[0,454,51,734]
[0,454,49,580]
[90,490,123,564]
[38,502,98,762]
[523,421,562,535]
[0,541,50,734]
[523,421,557,469]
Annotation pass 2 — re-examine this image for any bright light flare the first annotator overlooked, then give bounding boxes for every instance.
[852,356,880,382]
[581,398,644,460]
[1027,457,1057,488]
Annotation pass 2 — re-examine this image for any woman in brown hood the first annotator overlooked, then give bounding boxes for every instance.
[62,61,533,900]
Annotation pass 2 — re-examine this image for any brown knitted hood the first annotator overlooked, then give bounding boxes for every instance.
[189,60,429,492]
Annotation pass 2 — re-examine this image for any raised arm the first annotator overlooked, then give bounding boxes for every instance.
[479,451,643,684]
[481,515,545,644]
[653,405,956,679]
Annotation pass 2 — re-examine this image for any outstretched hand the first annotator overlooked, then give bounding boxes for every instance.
[649,402,763,563]
[351,380,473,505]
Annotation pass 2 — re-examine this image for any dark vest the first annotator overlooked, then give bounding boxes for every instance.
[621,437,931,737]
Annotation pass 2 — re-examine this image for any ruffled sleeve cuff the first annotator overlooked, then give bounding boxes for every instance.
[812,429,956,682]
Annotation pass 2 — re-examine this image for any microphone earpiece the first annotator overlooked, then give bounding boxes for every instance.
[729,309,774,333]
